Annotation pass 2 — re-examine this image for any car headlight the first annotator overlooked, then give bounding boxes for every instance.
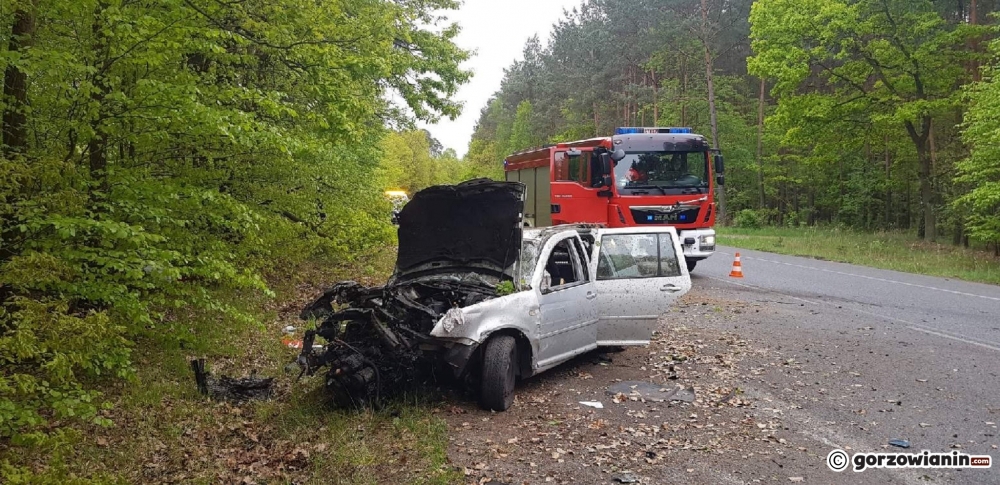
[699,235,715,246]
[438,307,465,333]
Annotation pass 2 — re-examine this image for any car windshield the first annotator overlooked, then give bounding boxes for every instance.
[616,151,709,195]
[516,239,540,289]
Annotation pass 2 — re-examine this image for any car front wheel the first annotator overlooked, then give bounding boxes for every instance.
[479,334,517,411]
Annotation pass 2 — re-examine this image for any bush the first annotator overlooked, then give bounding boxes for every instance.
[734,209,765,229]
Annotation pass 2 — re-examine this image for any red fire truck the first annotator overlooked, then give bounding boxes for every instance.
[503,127,723,271]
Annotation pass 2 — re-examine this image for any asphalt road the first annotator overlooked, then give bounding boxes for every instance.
[702,246,1000,352]
[445,246,1000,485]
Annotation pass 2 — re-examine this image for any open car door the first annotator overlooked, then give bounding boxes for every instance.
[588,227,691,346]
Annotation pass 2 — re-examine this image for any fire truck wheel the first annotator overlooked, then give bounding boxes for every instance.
[479,334,517,411]
[686,259,697,272]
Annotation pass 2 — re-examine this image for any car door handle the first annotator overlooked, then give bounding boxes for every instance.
[585,291,597,300]
[661,284,682,293]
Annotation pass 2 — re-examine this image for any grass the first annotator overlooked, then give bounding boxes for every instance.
[718,226,1000,286]
[1,247,461,485]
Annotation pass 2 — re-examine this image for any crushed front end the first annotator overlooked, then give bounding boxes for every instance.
[295,179,525,407]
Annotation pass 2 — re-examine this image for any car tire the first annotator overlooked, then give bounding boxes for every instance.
[686,259,697,272]
[480,334,517,411]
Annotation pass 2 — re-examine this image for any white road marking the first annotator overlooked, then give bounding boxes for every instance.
[706,274,1000,353]
[844,304,1000,352]
[905,326,1000,352]
[705,276,820,305]
[715,250,1000,302]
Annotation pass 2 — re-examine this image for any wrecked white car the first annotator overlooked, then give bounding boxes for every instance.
[297,179,691,411]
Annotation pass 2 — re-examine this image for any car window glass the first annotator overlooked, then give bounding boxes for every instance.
[657,233,682,277]
[596,234,659,280]
[571,237,590,281]
[596,233,681,280]
[543,238,581,289]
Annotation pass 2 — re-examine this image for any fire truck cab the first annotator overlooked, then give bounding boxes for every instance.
[504,127,723,272]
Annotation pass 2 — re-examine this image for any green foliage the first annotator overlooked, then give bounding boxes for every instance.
[0,0,469,451]
[958,35,1000,245]
[733,209,764,229]
[495,281,516,296]
[749,0,983,239]
[378,131,468,193]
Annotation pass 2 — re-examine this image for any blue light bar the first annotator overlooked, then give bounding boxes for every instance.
[615,127,693,135]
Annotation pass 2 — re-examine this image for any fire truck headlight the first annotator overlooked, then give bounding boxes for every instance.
[699,235,715,246]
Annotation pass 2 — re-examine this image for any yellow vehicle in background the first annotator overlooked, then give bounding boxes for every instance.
[385,190,409,225]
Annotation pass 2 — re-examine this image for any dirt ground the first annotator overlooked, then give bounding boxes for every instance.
[434,282,996,485]
[435,291,791,485]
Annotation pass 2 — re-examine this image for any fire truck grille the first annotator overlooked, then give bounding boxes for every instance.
[630,207,701,225]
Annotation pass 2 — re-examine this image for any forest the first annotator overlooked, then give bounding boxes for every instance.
[0,0,468,459]
[3,0,1000,480]
[468,0,1000,250]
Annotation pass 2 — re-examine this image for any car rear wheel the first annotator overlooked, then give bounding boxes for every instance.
[686,259,697,272]
[479,334,517,411]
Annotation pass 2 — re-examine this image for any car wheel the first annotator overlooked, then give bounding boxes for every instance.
[480,334,517,411]
[686,259,697,272]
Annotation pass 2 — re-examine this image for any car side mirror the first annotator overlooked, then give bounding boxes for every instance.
[714,153,725,186]
[599,153,613,189]
[611,148,625,162]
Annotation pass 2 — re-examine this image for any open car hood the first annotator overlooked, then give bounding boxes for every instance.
[392,179,525,284]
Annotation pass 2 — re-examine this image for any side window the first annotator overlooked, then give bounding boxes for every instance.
[571,237,591,282]
[554,151,590,185]
[554,152,568,180]
[542,238,583,291]
[596,233,680,280]
[568,154,582,182]
[658,232,682,277]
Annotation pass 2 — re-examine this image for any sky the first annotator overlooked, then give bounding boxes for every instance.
[417,0,582,158]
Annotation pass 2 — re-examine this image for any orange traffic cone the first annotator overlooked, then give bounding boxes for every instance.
[729,253,744,278]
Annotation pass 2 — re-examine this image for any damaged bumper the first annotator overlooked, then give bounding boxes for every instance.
[295,278,492,407]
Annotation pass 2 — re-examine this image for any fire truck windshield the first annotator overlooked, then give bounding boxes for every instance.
[616,151,709,195]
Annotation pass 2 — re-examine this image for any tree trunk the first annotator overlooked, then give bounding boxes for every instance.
[593,102,600,136]
[652,70,658,123]
[88,2,111,195]
[970,0,981,80]
[884,134,892,228]
[681,56,688,125]
[756,77,766,209]
[927,120,938,242]
[808,190,816,225]
[905,118,935,241]
[2,2,37,157]
[701,0,725,224]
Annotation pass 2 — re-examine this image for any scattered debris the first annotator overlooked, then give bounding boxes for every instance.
[670,386,697,403]
[605,381,696,403]
[788,478,804,482]
[580,401,604,409]
[889,439,911,449]
[190,359,274,403]
[612,473,639,483]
